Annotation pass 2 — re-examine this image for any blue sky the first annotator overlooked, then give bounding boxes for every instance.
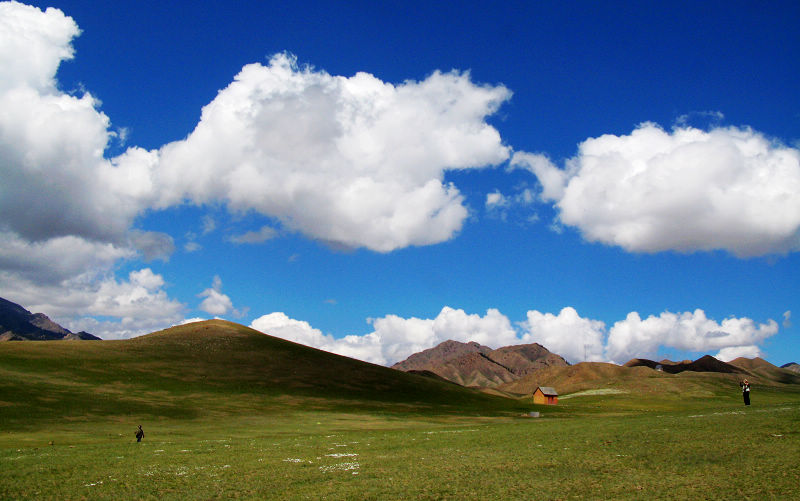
[1,0,798,366]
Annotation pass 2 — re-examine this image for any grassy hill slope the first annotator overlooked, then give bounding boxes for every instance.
[729,357,800,384]
[498,359,800,412]
[499,362,670,396]
[0,320,525,429]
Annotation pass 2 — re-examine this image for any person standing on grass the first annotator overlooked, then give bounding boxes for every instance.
[135,425,144,442]
[740,379,751,406]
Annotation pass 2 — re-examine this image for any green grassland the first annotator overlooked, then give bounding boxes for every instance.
[1,320,799,499]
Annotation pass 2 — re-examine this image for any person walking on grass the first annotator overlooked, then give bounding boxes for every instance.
[135,425,144,442]
[740,379,751,406]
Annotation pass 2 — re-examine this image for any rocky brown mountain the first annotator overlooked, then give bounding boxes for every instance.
[391,339,569,388]
[391,340,493,370]
[0,297,100,341]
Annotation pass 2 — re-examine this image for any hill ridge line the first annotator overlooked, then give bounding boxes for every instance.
[478,352,516,374]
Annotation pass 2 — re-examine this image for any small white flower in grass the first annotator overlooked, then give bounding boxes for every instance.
[319,462,359,473]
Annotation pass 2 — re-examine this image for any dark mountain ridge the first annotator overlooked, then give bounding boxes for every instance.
[624,355,747,375]
[781,362,800,374]
[0,296,100,341]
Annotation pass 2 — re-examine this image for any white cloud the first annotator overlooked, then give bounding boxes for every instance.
[485,191,509,209]
[198,290,231,316]
[0,231,133,285]
[606,309,778,364]
[184,241,202,253]
[151,53,511,252]
[179,317,207,325]
[229,225,278,245]
[251,311,340,348]
[198,275,235,316]
[519,307,606,364]
[511,152,566,202]
[373,306,519,364]
[0,1,77,92]
[251,306,781,367]
[783,310,791,328]
[253,307,519,366]
[0,3,157,246]
[517,123,800,257]
[251,311,378,364]
[201,215,216,235]
[484,186,540,223]
[715,345,762,362]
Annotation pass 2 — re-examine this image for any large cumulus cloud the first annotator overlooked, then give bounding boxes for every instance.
[606,309,778,363]
[519,307,607,363]
[152,53,511,251]
[0,2,156,245]
[514,123,800,257]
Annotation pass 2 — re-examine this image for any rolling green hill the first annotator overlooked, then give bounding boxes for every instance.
[0,320,526,429]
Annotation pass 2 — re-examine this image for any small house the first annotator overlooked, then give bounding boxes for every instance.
[532,386,558,405]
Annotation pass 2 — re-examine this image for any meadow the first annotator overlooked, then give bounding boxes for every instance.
[3,398,799,500]
[1,321,799,499]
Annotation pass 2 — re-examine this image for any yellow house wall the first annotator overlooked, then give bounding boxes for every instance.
[533,390,557,405]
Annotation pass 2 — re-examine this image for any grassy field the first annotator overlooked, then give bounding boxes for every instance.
[2,399,798,500]
[2,320,799,499]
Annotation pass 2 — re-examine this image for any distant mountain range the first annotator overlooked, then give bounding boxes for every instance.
[624,355,747,374]
[781,362,800,373]
[0,297,100,341]
[391,339,569,387]
[497,355,800,396]
[393,339,800,391]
